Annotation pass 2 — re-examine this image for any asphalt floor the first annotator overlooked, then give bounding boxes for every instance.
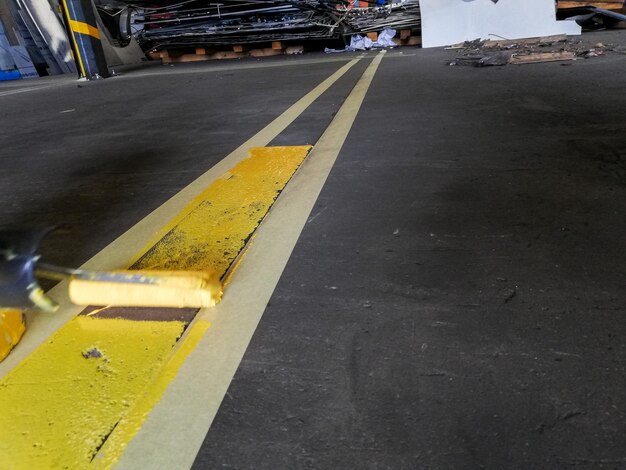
[1,30,625,469]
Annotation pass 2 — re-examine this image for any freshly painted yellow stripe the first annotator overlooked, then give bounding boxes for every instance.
[0,309,25,362]
[0,146,312,468]
[92,320,211,468]
[0,317,185,468]
[131,146,312,277]
[69,19,101,40]
[116,54,386,469]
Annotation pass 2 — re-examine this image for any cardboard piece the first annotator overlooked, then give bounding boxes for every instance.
[420,0,582,48]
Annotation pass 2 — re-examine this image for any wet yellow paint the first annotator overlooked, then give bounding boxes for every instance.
[222,233,256,290]
[92,320,210,468]
[0,309,25,363]
[0,146,312,468]
[0,317,184,468]
[132,146,312,278]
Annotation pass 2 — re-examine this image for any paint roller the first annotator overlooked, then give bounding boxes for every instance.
[0,228,222,313]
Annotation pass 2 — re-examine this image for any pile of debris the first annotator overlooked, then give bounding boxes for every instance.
[343,0,420,34]
[119,0,421,51]
[446,33,625,67]
[96,0,626,57]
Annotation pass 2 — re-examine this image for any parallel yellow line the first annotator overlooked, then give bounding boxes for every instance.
[0,146,312,469]
[116,51,386,470]
[0,60,358,381]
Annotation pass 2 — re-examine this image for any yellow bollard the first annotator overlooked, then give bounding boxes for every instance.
[0,308,26,362]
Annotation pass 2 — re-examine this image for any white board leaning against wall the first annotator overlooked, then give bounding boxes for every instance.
[419,0,582,48]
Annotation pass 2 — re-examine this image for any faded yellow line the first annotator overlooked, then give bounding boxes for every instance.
[0,146,312,469]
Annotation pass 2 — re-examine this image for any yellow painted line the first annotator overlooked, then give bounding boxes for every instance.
[0,146,312,469]
[60,0,87,78]
[117,51,387,469]
[0,317,185,468]
[131,146,313,276]
[0,59,358,381]
[69,19,101,40]
[0,309,25,362]
[92,320,211,468]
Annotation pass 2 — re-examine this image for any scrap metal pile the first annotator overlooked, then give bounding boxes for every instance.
[116,0,420,50]
[343,0,420,34]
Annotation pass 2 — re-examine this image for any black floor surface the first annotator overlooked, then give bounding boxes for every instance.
[1,31,625,469]
[193,44,626,468]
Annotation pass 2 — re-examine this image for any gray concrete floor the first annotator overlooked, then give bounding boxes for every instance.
[1,30,625,469]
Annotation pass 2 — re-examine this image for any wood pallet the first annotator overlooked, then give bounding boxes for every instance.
[149,42,305,64]
[392,29,422,47]
[359,29,421,46]
[557,1,625,9]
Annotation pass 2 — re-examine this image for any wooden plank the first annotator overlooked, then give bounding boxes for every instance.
[165,53,212,63]
[405,36,422,46]
[400,29,411,40]
[558,1,625,9]
[209,51,245,60]
[538,34,568,45]
[483,34,567,48]
[249,47,283,57]
[152,42,303,63]
[509,51,576,64]
[392,36,422,47]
